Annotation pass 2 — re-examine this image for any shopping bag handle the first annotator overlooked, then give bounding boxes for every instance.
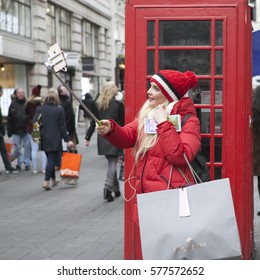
[67,147,78,154]
[181,153,203,184]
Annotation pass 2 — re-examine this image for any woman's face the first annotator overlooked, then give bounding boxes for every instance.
[147,82,167,108]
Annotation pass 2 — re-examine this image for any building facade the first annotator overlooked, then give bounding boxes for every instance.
[250,0,260,29]
[0,0,125,115]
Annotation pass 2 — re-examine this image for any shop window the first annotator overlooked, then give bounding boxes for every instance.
[46,4,71,49]
[82,21,100,58]
[59,8,71,50]
[0,0,31,38]
[46,3,56,45]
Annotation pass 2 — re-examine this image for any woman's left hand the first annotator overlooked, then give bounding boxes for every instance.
[153,105,168,124]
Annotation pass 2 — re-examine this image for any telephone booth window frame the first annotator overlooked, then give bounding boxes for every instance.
[146,18,224,180]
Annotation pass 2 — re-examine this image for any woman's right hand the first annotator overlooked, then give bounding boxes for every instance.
[153,104,168,124]
[96,120,111,135]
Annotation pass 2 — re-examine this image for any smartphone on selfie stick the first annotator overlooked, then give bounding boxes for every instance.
[45,43,102,126]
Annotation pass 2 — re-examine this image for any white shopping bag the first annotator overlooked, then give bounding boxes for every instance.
[137,178,242,260]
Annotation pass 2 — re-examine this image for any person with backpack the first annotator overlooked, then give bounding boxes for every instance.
[95,69,201,259]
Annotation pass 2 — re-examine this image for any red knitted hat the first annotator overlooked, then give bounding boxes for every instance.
[32,85,42,96]
[150,70,198,102]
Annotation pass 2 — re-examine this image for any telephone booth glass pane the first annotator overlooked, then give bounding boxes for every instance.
[216,21,223,46]
[147,50,155,75]
[214,166,222,180]
[201,109,211,133]
[189,87,202,104]
[215,109,222,133]
[199,80,211,104]
[215,50,223,75]
[159,21,211,46]
[215,138,222,162]
[215,80,223,104]
[147,21,155,46]
[159,50,210,75]
[201,138,210,162]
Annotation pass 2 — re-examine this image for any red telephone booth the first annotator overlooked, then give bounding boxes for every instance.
[124,0,253,259]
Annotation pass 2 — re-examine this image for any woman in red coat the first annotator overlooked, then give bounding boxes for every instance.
[97,70,201,259]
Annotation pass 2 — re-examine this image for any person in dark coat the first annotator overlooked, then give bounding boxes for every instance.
[85,81,125,202]
[7,87,31,170]
[0,85,19,173]
[253,86,260,216]
[57,85,79,150]
[33,88,73,190]
[80,92,98,132]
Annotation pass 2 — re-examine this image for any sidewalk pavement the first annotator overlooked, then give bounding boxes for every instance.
[0,124,124,260]
[0,124,260,259]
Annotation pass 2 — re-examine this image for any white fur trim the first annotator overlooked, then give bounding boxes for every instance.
[166,101,179,114]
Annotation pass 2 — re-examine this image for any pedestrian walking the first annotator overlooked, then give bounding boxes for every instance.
[26,85,47,174]
[253,85,260,216]
[58,85,79,185]
[0,85,19,174]
[85,81,125,202]
[33,88,73,190]
[80,92,98,132]
[57,85,79,151]
[7,87,31,171]
[96,69,201,259]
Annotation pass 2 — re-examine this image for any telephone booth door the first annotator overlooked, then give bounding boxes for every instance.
[124,0,253,259]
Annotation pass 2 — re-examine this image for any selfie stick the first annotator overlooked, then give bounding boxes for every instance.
[44,44,102,126]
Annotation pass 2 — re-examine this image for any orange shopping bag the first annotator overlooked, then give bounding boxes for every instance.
[60,152,82,178]
[5,142,17,162]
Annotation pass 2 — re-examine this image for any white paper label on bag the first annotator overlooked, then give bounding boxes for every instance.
[179,188,191,217]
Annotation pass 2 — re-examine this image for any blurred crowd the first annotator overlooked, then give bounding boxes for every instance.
[0,82,125,200]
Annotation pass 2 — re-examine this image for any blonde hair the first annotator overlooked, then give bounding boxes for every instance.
[44,88,60,105]
[26,95,35,103]
[26,94,42,105]
[134,99,169,162]
[96,81,118,110]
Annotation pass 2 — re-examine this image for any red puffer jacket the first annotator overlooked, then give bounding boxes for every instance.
[104,97,201,259]
[104,97,201,193]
